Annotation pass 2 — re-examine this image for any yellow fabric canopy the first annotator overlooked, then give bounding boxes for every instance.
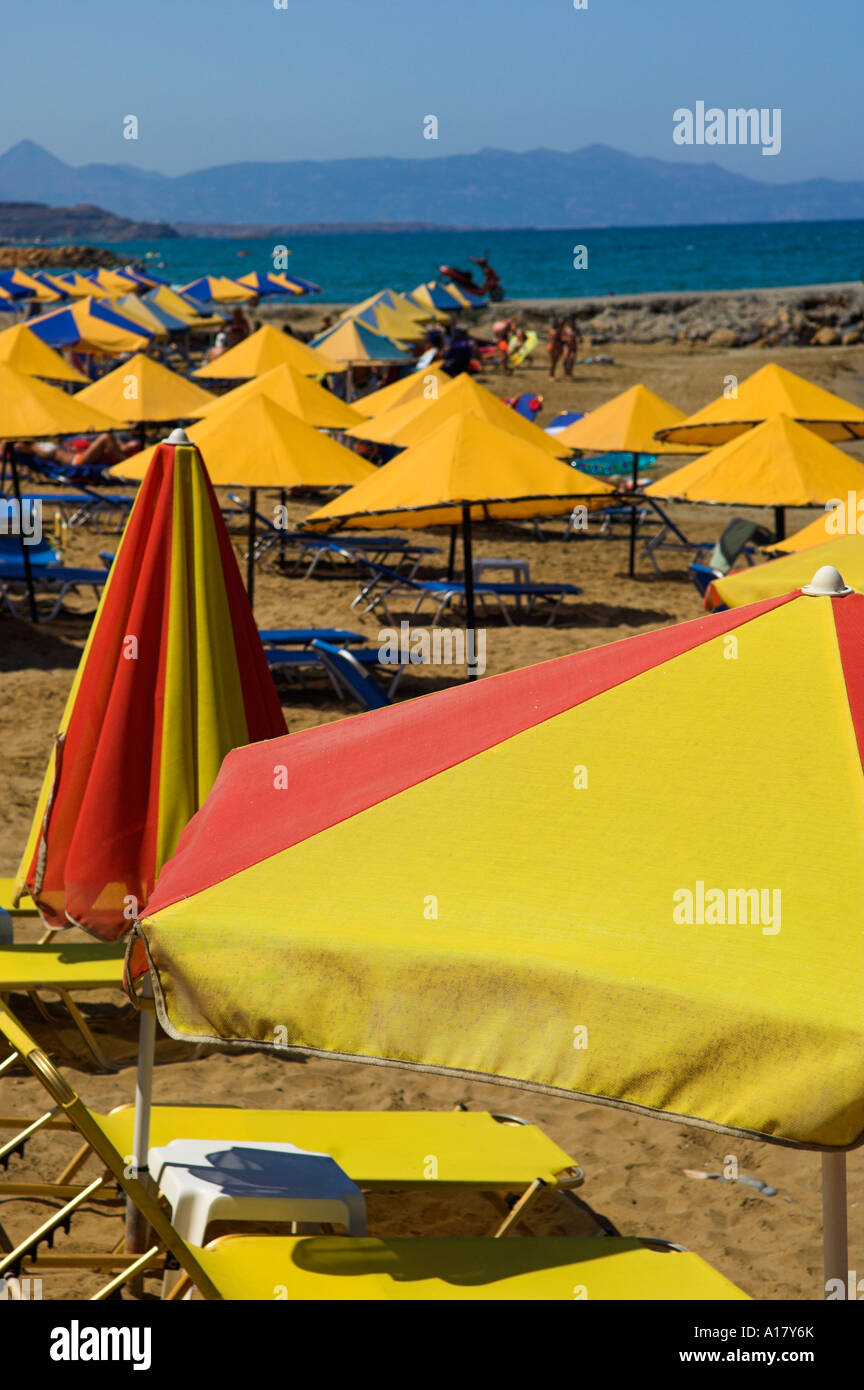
[555,384,692,455]
[193,324,340,380]
[89,268,142,296]
[0,362,122,437]
[366,304,427,343]
[707,535,863,609]
[656,363,864,447]
[310,317,410,364]
[75,353,215,424]
[775,491,864,552]
[191,361,363,430]
[348,372,570,459]
[55,273,103,299]
[148,286,225,331]
[646,414,864,506]
[0,323,87,383]
[107,294,174,339]
[111,393,374,488]
[9,270,63,302]
[180,276,256,303]
[30,298,150,355]
[352,366,452,419]
[305,411,613,531]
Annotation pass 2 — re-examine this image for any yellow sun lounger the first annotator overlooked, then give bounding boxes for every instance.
[0,943,127,1072]
[0,999,746,1300]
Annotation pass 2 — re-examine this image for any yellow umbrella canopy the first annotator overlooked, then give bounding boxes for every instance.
[310,317,412,365]
[656,363,864,447]
[107,294,174,338]
[706,535,864,609]
[193,324,340,380]
[54,273,103,298]
[775,490,864,553]
[366,303,427,343]
[111,392,374,488]
[180,275,256,303]
[190,361,363,430]
[555,384,692,455]
[90,267,142,296]
[348,372,570,459]
[646,414,864,507]
[0,362,122,437]
[352,366,452,419]
[149,285,225,331]
[305,411,613,531]
[0,323,88,384]
[9,269,63,302]
[75,353,216,424]
[341,289,431,326]
[30,298,150,355]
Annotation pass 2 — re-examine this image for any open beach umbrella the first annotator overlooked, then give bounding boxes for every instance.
[75,352,215,425]
[145,286,225,331]
[87,267,145,296]
[705,537,863,609]
[193,324,340,381]
[270,272,320,296]
[646,413,864,540]
[111,396,374,604]
[347,372,570,460]
[133,576,864,1294]
[13,435,287,938]
[305,411,613,675]
[29,297,151,355]
[555,385,696,575]
[0,272,36,303]
[8,269,63,302]
[181,275,256,304]
[408,282,465,313]
[774,490,864,553]
[356,303,427,344]
[343,290,432,328]
[310,318,412,398]
[110,293,190,337]
[54,273,106,299]
[351,365,452,419]
[655,363,864,448]
[0,322,88,383]
[190,361,364,431]
[237,271,299,298]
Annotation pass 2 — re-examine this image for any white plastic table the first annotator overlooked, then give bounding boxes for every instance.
[472,556,531,584]
[148,1139,367,1245]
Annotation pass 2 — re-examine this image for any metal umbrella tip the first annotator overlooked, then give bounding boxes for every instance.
[801,565,854,597]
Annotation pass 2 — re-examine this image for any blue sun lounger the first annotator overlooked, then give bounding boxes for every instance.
[309,639,391,711]
[348,556,582,627]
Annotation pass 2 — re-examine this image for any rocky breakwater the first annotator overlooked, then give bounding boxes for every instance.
[0,244,122,270]
[503,283,864,349]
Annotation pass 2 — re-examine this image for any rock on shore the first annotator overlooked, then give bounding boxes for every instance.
[0,244,122,270]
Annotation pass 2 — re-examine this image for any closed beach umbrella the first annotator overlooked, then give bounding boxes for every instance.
[556,384,696,574]
[347,372,570,460]
[193,324,340,381]
[774,490,864,553]
[0,323,88,383]
[14,436,287,939]
[351,365,452,419]
[111,394,374,603]
[305,411,613,675]
[190,361,364,430]
[646,413,864,540]
[655,363,864,447]
[705,536,863,608]
[135,578,864,1292]
[75,352,215,425]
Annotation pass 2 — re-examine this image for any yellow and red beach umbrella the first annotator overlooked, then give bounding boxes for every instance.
[14,438,288,939]
[137,579,864,1155]
[705,537,864,609]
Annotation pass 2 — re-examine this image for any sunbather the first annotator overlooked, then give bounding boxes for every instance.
[13,433,141,469]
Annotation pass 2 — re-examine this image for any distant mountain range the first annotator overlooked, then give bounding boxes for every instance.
[1,140,862,233]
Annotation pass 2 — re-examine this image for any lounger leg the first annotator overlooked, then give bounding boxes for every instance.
[492,1177,546,1237]
[37,989,122,1073]
[90,1246,163,1301]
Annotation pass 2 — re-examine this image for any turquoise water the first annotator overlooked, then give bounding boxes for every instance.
[97,221,864,300]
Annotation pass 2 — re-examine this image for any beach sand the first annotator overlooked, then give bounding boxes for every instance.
[1,338,862,1299]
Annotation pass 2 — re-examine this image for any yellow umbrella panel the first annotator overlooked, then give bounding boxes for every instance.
[193,324,340,380]
[0,323,88,384]
[352,366,452,419]
[656,363,864,447]
[75,353,216,424]
[775,491,864,552]
[190,361,364,430]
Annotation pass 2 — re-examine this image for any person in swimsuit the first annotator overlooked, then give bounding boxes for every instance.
[547,318,564,379]
[561,315,580,379]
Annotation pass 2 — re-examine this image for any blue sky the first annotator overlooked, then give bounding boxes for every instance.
[3,0,862,182]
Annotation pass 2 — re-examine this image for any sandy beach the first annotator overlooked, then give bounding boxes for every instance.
[2,333,862,1300]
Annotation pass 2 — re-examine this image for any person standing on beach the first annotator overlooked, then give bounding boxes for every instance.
[227,307,250,348]
[547,318,564,379]
[561,315,580,379]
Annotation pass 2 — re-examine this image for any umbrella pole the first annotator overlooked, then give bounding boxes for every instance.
[447,525,458,581]
[6,444,38,623]
[461,504,478,683]
[773,506,786,543]
[346,365,354,403]
[124,975,156,1289]
[247,486,257,611]
[279,489,287,566]
[821,1152,847,1297]
[628,452,640,578]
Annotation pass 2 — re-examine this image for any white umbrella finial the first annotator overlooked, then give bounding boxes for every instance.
[165,427,191,444]
[802,565,853,597]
